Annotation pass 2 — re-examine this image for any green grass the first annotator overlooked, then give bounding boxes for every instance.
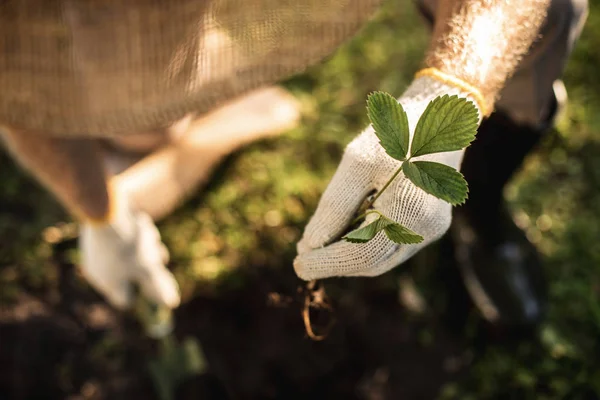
[1,0,600,398]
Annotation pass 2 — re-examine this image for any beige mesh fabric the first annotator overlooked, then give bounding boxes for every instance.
[0,0,383,137]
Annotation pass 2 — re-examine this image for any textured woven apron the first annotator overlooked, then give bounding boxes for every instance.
[0,0,383,137]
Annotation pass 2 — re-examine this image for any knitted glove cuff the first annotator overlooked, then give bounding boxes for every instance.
[414,67,489,117]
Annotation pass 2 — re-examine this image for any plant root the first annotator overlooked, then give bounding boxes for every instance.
[301,280,335,341]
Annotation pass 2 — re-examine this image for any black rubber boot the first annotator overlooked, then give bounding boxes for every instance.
[450,101,558,327]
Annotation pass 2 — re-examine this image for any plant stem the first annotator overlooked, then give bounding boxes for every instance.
[350,209,383,226]
[365,164,404,210]
[349,164,405,226]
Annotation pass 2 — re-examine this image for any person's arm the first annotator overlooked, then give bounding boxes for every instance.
[425,0,550,114]
[294,0,551,280]
[1,127,180,310]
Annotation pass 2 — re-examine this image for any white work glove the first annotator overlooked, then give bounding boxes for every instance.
[79,194,181,309]
[295,76,483,280]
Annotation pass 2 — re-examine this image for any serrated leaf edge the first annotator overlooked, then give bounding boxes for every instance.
[383,223,424,244]
[367,91,410,161]
[402,160,469,206]
[410,95,478,158]
[344,214,425,245]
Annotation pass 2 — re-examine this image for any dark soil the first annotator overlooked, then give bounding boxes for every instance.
[0,237,483,400]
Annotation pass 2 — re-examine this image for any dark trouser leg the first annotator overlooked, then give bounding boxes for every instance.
[453,112,550,326]
[416,0,588,326]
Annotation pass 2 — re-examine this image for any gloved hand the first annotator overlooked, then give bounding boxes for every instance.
[294,75,484,280]
[79,193,181,309]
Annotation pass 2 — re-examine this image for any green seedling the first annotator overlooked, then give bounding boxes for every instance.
[134,293,206,400]
[343,92,479,244]
[148,335,206,400]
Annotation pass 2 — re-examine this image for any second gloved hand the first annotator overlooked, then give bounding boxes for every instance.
[294,75,483,281]
[79,193,181,309]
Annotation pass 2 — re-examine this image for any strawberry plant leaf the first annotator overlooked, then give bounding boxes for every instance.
[342,93,478,247]
[402,160,468,205]
[344,214,424,244]
[343,215,391,243]
[367,91,410,161]
[410,95,478,158]
[383,223,424,244]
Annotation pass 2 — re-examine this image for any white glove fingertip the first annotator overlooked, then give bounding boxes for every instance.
[139,268,181,309]
[294,236,398,280]
[296,238,313,256]
[160,243,170,265]
[104,282,134,310]
[84,272,133,310]
[293,255,318,281]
